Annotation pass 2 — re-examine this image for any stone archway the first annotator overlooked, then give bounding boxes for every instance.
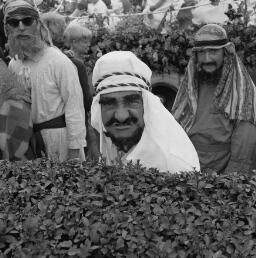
[151,73,183,112]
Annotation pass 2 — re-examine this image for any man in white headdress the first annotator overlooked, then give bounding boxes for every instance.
[90,51,200,173]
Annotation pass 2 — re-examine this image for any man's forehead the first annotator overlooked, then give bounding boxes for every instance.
[100,90,142,100]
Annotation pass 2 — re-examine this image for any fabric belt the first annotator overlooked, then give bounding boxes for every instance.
[33,114,66,132]
[32,114,66,158]
[193,142,230,152]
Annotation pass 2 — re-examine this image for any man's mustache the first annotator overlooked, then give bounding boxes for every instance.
[105,116,138,127]
[201,62,217,67]
[16,33,33,38]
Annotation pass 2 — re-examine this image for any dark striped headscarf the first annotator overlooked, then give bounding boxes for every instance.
[3,0,52,46]
[172,40,256,132]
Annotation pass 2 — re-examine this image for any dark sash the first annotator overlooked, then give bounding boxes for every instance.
[32,114,66,158]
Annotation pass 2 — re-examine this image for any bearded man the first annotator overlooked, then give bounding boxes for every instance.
[3,0,86,162]
[90,51,200,173]
[172,24,256,173]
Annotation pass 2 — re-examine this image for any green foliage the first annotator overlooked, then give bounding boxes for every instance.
[0,159,256,257]
[84,13,256,75]
[86,16,195,74]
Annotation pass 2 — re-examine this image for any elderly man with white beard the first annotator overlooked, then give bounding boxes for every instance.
[3,0,86,162]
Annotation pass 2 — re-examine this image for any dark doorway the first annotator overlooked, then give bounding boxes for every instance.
[152,83,177,113]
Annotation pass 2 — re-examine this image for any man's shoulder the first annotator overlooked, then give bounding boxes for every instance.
[43,46,76,67]
[44,46,71,60]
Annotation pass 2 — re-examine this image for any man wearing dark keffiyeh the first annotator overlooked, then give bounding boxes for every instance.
[172,24,256,173]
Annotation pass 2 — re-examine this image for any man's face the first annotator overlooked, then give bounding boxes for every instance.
[100,90,145,152]
[6,14,38,44]
[197,48,224,74]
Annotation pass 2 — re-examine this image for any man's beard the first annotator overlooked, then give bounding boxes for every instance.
[105,126,144,153]
[197,64,223,85]
[7,32,45,60]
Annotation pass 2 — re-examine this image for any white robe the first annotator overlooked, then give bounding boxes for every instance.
[91,86,200,173]
[9,46,86,162]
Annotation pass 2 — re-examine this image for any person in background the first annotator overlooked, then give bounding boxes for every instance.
[192,0,238,25]
[172,24,256,173]
[42,12,92,123]
[63,21,92,63]
[63,21,94,156]
[90,51,200,173]
[121,0,131,13]
[4,0,86,162]
[176,0,197,30]
[70,0,88,18]
[108,0,131,14]
[109,0,123,14]
[143,0,172,29]
[87,0,108,16]
[102,0,111,8]
[41,11,66,49]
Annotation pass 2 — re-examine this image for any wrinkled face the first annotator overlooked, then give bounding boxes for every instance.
[197,48,224,74]
[6,14,38,43]
[100,90,145,152]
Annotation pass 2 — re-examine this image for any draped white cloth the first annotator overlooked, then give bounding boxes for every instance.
[91,86,200,173]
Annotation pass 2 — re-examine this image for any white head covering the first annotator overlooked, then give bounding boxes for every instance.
[91,51,200,173]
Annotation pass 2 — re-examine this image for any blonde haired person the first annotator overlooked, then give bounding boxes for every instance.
[42,13,92,120]
[64,22,92,63]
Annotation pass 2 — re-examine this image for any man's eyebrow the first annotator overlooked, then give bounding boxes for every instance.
[123,93,143,102]
[99,96,116,104]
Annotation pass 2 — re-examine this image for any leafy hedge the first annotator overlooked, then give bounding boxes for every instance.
[82,7,256,76]
[85,16,195,74]
[0,159,256,257]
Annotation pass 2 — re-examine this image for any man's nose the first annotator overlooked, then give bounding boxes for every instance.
[18,21,25,30]
[114,106,130,122]
[204,51,211,62]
